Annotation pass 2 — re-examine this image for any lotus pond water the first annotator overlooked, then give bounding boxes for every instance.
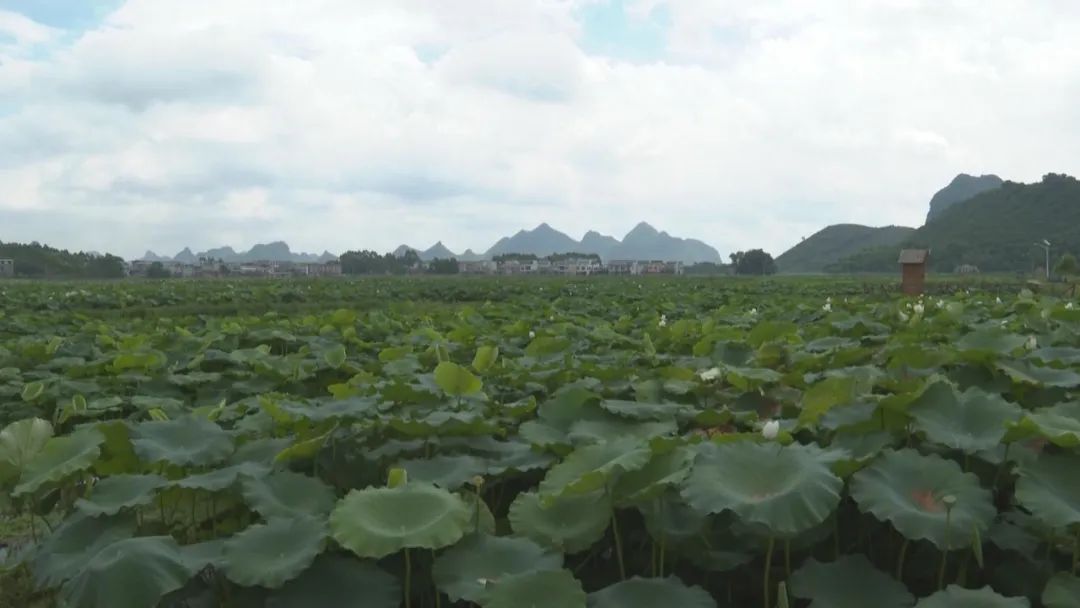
[1,276,1078,607]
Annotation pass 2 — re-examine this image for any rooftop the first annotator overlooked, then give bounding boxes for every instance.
[898,249,929,264]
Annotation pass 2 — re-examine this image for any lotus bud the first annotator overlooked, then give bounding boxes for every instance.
[1025,336,1038,351]
[822,302,832,313]
[762,420,780,440]
[528,331,536,339]
[1067,302,1075,310]
[699,367,722,382]
[913,302,924,315]
[470,475,485,489]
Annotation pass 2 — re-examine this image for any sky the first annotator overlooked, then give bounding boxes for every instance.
[2,0,1080,260]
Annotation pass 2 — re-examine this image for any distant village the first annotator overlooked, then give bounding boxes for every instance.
[119,254,688,279]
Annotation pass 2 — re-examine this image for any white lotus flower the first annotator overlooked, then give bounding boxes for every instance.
[1025,335,1038,351]
[913,302,924,315]
[996,297,1003,304]
[898,310,910,322]
[749,308,758,316]
[761,420,780,440]
[528,331,536,339]
[1068,302,1075,310]
[936,299,945,309]
[658,314,667,327]
[826,297,832,303]
[699,367,722,382]
[822,302,832,313]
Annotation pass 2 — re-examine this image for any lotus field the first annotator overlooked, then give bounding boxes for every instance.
[5,277,1080,608]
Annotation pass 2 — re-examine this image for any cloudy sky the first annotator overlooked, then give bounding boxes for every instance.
[2,0,1079,259]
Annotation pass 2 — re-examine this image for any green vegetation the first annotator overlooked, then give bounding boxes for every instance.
[925,173,1004,223]
[776,224,915,274]
[830,174,1080,273]
[729,249,777,275]
[1,276,1079,607]
[0,242,125,278]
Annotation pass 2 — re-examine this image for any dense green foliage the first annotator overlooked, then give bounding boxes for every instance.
[0,242,125,278]
[2,276,1080,608]
[730,249,777,275]
[830,174,1080,273]
[340,249,422,275]
[776,224,915,274]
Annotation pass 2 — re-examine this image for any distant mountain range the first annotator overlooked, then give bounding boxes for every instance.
[140,241,337,264]
[395,222,722,264]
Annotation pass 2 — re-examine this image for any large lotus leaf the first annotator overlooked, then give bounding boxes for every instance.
[481,569,586,608]
[913,585,1030,607]
[509,490,612,553]
[851,449,995,549]
[1043,573,1080,608]
[539,438,651,501]
[0,417,53,473]
[997,360,1080,388]
[434,361,483,397]
[1022,402,1080,447]
[908,382,1022,453]
[789,555,914,608]
[174,462,270,492]
[266,554,400,608]
[956,328,1026,358]
[680,442,842,537]
[182,539,227,570]
[587,577,715,608]
[1015,453,1080,529]
[224,517,327,589]
[399,454,489,491]
[60,536,195,608]
[76,474,168,516]
[241,470,337,519]
[599,400,689,421]
[131,416,234,466]
[432,534,562,602]
[613,447,694,506]
[330,483,470,559]
[567,418,677,445]
[277,397,381,423]
[32,512,137,588]
[15,426,104,496]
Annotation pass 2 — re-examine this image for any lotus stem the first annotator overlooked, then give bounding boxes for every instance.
[938,504,953,591]
[659,536,666,577]
[763,536,776,608]
[404,548,412,608]
[833,513,840,559]
[611,511,626,580]
[784,540,792,578]
[896,538,910,582]
[992,443,1012,489]
[1073,531,1079,574]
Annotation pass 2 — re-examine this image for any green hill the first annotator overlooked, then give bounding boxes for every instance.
[829,173,1080,273]
[0,242,126,278]
[776,224,915,273]
[925,173,1004,223]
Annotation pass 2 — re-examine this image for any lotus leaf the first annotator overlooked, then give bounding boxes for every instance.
[913,585,1030,607]
[539,438,652,501]
[1021,402,1080,447]
[174,461,270,492]
[60,536,194,608]
[0,417,53,473]
[330,483,470,558]
[481,569,586,608]
[1015,453,1080,529]
[473,345,499,373]
[509,490,612,553]
[76,474,168,516]
[613,447,694,506]
[1043,573,1080,608]
[241,470,337,519]
[851,449,995,549]
[997,360,1080,388]
[399,454,489,490]
[434,361,483,397]
[587,576,715,608]
[680,442,842,537]
[432,534,562,602]
[266,554,400,608]
[15,426,104,496]
[567,418,677,445]
[31,512,137,588]
[599,400,688,421]
[908,382,1022,452]
[130,416,234,466]
[789,556,914,608]
[223,517,327,588]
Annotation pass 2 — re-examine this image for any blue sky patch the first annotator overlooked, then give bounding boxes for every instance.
[0,0,125,32]
[579,0,669,62]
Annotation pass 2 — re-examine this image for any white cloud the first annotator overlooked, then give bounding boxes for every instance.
[2,0,1080,259]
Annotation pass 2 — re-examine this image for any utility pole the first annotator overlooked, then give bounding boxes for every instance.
[1035,240,1051,280]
